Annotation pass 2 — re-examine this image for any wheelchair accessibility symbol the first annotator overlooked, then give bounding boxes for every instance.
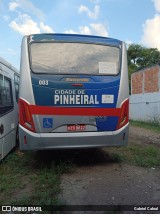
[43,118,53,128]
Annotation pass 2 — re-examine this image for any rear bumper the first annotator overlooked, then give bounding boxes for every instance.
[19,123,129,150]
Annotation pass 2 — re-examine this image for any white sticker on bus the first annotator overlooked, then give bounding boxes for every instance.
[99,62,117,74]
[101,94,114,103]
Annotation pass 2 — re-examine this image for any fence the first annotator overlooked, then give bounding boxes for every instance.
[129,92,160,123]
[130,65,160,123]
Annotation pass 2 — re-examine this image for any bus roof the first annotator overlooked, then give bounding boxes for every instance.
[0,56,19,74]
[27,33,122,47]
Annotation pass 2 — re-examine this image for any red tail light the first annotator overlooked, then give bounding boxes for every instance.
[116,99,129,130]
[19,99,36,132]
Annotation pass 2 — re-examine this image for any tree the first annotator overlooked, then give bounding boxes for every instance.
[127,44,160,71]
[127,44,160,93]
[127,44,143,66]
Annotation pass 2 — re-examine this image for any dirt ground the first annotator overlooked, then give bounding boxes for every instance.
[129,125,160,145]
[59,125,160,213]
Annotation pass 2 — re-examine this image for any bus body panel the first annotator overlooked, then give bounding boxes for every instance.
[19,123,129,150]
[0,58,19,160]
[19,34,129,150]
[117,43,129,107]
[31,74,121,133]
[19,37,35,105]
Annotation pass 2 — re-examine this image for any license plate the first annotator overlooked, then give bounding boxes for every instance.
[67,124,86,131]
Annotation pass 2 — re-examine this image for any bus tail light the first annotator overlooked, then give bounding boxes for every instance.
[19,99,36,132]
[116,99,129,130]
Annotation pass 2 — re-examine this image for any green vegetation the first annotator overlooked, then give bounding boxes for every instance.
[127,44,160,71]
[0,149,75,207]
[130,120,160,132]
[127,44,160,93]
[108,143,160,168]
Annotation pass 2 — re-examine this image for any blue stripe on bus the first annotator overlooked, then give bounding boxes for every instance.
[31,74,120,132]
[31,74,120,87]
[32,85,119,108]
[96,116,118,131]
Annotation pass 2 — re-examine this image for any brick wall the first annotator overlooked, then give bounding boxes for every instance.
[131,65,160,94]
[144,66,159,93]
[131,72,143,94]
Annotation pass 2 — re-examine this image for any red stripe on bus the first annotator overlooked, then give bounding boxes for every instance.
[29,105,121,116]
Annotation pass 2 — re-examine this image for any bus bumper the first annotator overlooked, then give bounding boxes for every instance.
[19,123,129,150]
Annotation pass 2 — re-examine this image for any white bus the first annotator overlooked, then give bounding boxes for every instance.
[19,34,129,150]
[0,57,19,160]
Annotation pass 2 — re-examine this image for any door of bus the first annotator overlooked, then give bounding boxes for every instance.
[0,71,16,160]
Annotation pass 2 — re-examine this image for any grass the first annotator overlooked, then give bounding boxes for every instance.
[107,143,160,168]
[1,144,160,207]
[1,123,160,213]
[0,148,75,209]
[130,120,160,132]
[127,119,160,166]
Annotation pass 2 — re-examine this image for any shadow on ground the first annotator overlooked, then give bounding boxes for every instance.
[28,148,120,170]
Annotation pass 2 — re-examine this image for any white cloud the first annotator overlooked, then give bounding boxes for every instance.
[19,0,44,20]
[65,23,108,37]
[40,22,54,33]
[9,13,54,35]
[125,40,133,45]
[9,0,44,20]
[79,26,92,35]
[9,1,19,11]
[141,0,160,50]
[90,23,108,36]
[141,14,160,50]
[152,0,160,13]
[9,14,40,35]
[65,29,78,34]
[79,4,100,19]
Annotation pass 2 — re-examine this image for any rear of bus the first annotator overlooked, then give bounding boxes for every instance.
[19,34,129,150]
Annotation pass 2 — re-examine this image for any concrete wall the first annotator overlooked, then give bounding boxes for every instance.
[129,92,160,123]
[130,65,160,123]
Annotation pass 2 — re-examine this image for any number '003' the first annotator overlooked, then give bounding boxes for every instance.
[39,80,48,85]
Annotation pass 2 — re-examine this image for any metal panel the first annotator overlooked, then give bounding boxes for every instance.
[0,57,19,160]
[116,42,129,107]
[19,123,129,150]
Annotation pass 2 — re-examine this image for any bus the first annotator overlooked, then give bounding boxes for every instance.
[19,34,129,150]
[0,57,19,160]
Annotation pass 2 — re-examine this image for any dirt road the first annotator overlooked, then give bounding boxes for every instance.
[59,125,160,213]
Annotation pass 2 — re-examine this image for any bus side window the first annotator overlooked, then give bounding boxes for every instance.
[3,77,13,106]
[0,75,13,116]
[0,74,3,106]
[14,74,19,102]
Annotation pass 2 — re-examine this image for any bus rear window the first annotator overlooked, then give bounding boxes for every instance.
[30,42,120,75]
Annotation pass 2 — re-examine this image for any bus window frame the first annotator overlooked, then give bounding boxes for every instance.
[28,41,122,77]
[0,74,14,117]
[14,74,20,102]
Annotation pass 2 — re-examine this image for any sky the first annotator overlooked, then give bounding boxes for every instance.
[0,0,160,70]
